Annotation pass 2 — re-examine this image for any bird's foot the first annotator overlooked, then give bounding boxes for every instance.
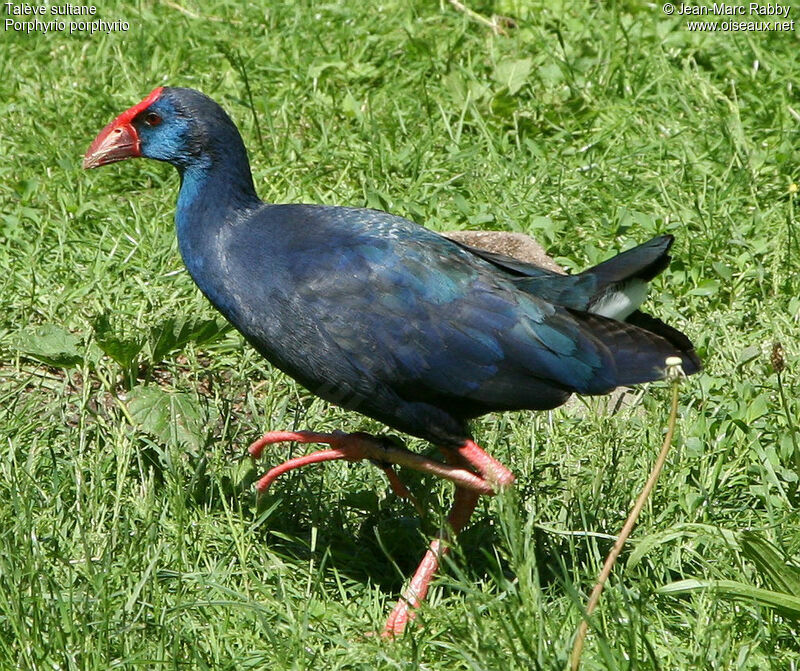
[247,430,496,496]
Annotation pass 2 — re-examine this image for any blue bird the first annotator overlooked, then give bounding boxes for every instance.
[84,87,700,636]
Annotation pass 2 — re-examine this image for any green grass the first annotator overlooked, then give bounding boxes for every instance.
[2,0,800,668]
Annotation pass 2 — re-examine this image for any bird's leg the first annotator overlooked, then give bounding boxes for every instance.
[382,482,480,637]
[454,438,516,490]
[248,430,495,496]
[381,440,515,637]
[249,430,515,638]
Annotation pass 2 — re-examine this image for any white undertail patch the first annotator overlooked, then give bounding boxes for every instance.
[590,280,648,320]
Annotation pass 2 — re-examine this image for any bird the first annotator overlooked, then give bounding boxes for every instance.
[84,86,701,637]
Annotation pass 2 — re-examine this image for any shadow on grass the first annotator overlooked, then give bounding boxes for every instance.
[135,432,628,607]
[183,448,509,591]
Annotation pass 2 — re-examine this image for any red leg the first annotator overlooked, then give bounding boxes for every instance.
[247,429,515,638]
[380,441,515,637]
[248,430,495,495]
[382,485,480,637]
[457,438,516,489]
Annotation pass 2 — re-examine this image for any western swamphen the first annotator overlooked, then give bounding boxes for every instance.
[84,87,700,636]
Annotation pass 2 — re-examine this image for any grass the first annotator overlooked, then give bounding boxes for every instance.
[2,0,800,668]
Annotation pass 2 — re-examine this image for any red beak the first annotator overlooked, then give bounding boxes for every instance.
[83,87,165,170]
[83,121,140,169]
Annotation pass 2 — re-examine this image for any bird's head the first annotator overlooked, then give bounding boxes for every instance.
[84,87,244,173]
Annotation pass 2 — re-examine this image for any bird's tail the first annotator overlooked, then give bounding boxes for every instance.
[566,308,701,391]
[493,235,674,322]
[461,233,701,381]
[576,234,672,321]
[523,234,701,384]
[581,234,674,287]
[574,234,701,380]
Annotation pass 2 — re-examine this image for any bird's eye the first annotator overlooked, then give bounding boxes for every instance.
[143,112,162,127]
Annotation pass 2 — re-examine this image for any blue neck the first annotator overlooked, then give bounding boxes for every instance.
[175,146,260,226]
[173,150,261,310]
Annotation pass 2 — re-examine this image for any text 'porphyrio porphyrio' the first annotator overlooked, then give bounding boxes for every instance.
[84,87,700,637]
